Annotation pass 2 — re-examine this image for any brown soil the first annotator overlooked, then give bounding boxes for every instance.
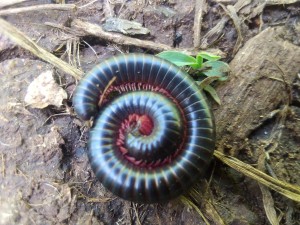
[0,0,299,224]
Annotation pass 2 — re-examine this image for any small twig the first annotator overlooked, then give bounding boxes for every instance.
[16,167,30,180]
[187,185,226,225]
[200,17,227,49]
[180,196,211,225]
[0,140,12,147]
[82,40,99,58]
[98,76,117,106]
[0,18,83,80]
[104,0,116,18]
[67,41,72,66]
[76,40,81,67]
[71,19,225,57]
[267,59,292,104]
[214,151,300,202]
[193,0,207,48]
[78,126,88,143]
[78,0,98,9]
[154,206,162,225]
[43,113,70,125]
[285,202,294,225]
[0,4,76,16]
[44,182,60,196]
[1,154,5,177]
[0,0,27,8]
[220,4,243,54]
[133,203,142,225]
[258,153,280,225]
[44,22,85,37]
[72,19,173,52]
[73,187,114,203]
[117,0,126,16]
[200,0,248,49]
[87,197,113,203]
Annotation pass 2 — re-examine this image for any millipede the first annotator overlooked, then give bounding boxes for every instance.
[73,53,216,203]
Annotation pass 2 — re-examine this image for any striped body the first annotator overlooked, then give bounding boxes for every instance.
[73,54,215,203]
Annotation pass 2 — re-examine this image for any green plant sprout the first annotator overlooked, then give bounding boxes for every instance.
[157,51,230,104]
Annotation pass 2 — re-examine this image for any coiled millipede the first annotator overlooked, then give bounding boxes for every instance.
[73,53,215,203]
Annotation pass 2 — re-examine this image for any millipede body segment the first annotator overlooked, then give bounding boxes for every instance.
[73,53,215,203]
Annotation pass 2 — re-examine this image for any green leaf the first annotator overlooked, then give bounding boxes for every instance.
[198,52,221,61]
[195,55,203,68]
[203,85,221,105]
[202,61,230,80]
[157,51,200,69]
[198,76,221,89]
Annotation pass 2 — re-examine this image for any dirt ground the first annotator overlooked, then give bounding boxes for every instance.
[0,0,300,224]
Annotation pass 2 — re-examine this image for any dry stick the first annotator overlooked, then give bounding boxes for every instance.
[214,151,300,202]
[180,196,211,225]
[258,154,280,225]
[1,154,5,177]
[193,0,206,48]
[133,204,142,225]
[98,76,117,106]
[0,18,83,80]
[0,0,27,8]
[71,19,225,57]
[221,5,243,54]
[72,19,173,52]
[78,0,98,9]
[104,0,116,18]
[266,0,299,5]
[200,0,250,49]
[186,188,226,225]
[44,22,85,37]
[200,18,227,49]
[256,104,289,225]
[0,4,76,15]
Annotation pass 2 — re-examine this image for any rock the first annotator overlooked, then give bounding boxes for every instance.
[214,26,300,152]
[102,17,150,35]
[24,70,67,108]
